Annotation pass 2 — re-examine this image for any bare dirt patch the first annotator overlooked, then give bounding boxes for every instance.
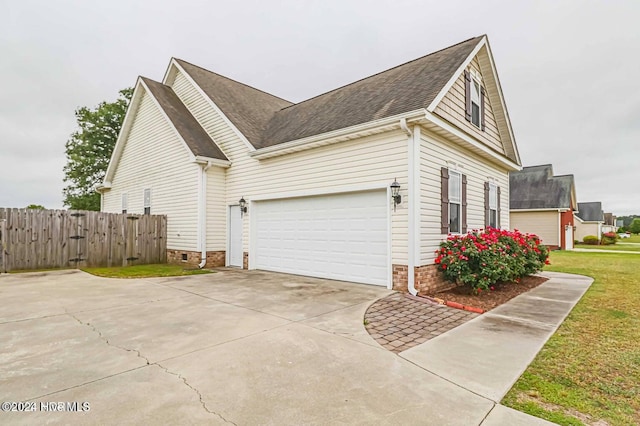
[425,275,548,312]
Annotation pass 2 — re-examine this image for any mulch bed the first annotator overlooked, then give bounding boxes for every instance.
[425,275,549,312]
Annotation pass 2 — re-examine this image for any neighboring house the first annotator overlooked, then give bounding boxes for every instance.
[602,212,616,234]
[509,165,577,250]
[575,202,605,242]
[98,35,521,294]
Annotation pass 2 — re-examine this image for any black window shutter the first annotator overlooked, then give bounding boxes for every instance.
[497,186,501,228]
[464,71,472,122]
[480,86,486,131]
[440,168,449,234]
[484,181,490,228]
[461,174,468,233]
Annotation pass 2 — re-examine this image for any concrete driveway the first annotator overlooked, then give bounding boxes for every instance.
[1,268,550,425]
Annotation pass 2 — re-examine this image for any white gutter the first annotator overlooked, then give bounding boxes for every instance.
[404,120,418,296]
[250,110,426,159]
[198,161,213,268]
[193,156,231,168]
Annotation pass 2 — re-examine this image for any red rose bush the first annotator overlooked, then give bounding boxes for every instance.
[434,228,550,293]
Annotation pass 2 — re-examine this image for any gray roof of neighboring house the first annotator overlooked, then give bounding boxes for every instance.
[576,202,604,222]
[176,36,484,150]
[509,164,576,210]
[141,77,228,161]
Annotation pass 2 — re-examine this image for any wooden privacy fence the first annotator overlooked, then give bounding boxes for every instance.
[0,209,166,272]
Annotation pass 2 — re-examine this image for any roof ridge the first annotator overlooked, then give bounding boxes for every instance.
[173,58,293,105]
[276,35,484,112]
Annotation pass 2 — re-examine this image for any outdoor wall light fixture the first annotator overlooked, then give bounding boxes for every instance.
[239,197,248,217]
[390,179,401,211]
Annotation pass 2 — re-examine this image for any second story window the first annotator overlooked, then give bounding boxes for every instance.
[465,70,485,131]
[471,78,481,128]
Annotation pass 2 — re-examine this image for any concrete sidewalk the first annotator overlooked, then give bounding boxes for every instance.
[572,248,640,254]
[400,271,593,424]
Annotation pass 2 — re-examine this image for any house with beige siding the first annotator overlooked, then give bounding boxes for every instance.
[99,35,521,294]
[574,202,604,242]
[509,165,577,250]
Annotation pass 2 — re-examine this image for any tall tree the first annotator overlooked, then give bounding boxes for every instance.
[63,88,133,210]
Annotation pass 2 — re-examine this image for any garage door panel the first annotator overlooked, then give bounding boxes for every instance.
[254,191,388,286]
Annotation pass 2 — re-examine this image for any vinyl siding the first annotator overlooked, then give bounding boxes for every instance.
[433,56,505,155]
[102,88,199,251]
[206,166,226,250]
[510,211,560,247]
[575,221,601,242]
[168,67,409,263]
[420,129,510,265]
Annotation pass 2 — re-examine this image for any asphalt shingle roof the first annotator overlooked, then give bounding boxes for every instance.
[141,77,228,161]
[509,165,576,210]
[175,36,484,149]
[576,202,604,222]
[174,59,294,147]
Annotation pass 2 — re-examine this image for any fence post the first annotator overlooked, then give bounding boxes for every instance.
[0,219,5,273]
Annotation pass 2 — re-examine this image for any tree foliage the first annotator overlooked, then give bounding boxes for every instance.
[26,204,45,210]
[63,88,133,210]
[630,218,640,235]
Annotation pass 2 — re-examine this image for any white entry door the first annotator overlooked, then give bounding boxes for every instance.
[228,205,243,267]
[253,190,388,286]
[565,225,574,250]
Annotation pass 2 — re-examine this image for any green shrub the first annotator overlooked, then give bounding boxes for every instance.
[583,235,599,245]
[435,228,550,292]
[601,232,617,245]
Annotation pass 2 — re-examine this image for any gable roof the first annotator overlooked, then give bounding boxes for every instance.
[174,59,293,147]
[576,202,604,222]
[259,36,483,149]
[141,77,228,161]
[509,165,576,210]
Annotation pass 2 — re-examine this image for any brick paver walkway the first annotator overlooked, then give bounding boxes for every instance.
[365,293,479,353]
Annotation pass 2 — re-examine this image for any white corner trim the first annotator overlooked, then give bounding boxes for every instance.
[386,185,393,290]
[171,59,256,152]
[424,110,521,171]
[426,36,486,112]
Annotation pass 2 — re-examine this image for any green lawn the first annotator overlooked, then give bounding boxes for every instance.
[502,251,640,425]
[82,264,213,278]
[624,234,640,243]
[575,243,640,252]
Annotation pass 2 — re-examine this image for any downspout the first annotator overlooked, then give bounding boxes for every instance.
[198,161,213,268]
[400,118,418,296]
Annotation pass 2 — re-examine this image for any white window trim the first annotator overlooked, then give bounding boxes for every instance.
[471,76,482,128]
[449,169,462,234]
[121,193,128,213]
[489,182,498,228]
[143,188,151,214]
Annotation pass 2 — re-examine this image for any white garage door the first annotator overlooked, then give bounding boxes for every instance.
[253,190,388,286]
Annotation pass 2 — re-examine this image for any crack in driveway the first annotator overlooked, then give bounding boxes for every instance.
[66,312,237,425]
